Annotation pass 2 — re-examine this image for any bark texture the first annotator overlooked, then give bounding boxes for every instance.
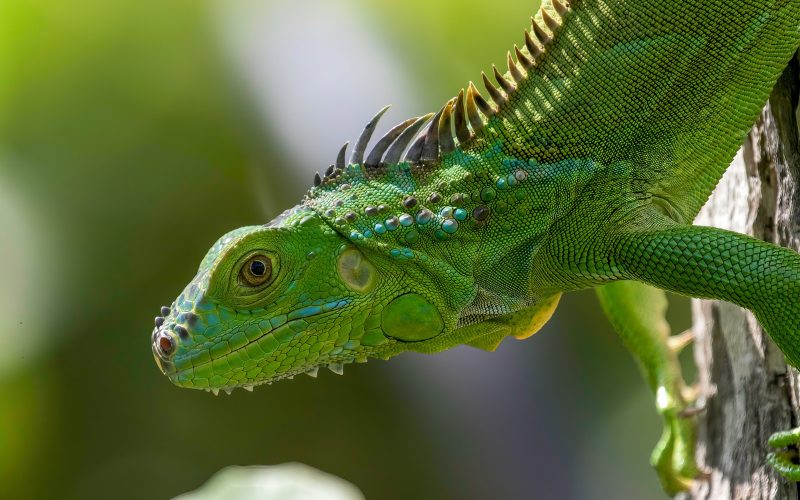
[688,53,800,500]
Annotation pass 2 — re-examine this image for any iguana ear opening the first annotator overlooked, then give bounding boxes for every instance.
[337,247,376,293]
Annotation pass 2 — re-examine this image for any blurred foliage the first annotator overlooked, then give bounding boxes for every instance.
[0,0,692,499]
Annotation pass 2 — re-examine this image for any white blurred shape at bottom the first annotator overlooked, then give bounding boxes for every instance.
[173,463,365,500]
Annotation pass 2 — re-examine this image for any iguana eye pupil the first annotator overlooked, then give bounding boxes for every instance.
[239,256,273,287]
[250,261,266,276]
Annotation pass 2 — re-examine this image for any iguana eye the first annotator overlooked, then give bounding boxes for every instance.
[239,255,272,287]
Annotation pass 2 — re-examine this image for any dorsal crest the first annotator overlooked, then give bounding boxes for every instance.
[303,0,571,200]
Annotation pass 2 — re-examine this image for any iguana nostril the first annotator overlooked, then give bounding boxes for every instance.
[158,335,174,353]
[161,306,170,316]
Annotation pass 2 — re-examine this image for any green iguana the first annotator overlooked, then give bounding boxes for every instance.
[150,0,800,494]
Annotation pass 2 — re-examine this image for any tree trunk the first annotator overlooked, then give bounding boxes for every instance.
[688,52,800,500]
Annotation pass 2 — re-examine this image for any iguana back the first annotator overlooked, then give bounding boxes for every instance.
[299,0,800,345]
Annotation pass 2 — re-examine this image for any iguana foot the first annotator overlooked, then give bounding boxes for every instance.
[667,329,695,354]
[595,283,701,496]
[650,389,700,496]
[767,428,800,481]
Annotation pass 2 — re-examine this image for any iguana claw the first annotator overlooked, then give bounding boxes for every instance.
[767,428,800,481]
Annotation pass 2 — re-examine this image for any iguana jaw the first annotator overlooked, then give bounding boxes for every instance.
[152,297,395,394]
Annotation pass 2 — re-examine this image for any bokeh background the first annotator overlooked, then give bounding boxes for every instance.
[0,0,695,498]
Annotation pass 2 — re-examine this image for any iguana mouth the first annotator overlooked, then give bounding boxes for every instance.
[184,358,350,396]
[154,299,354,391]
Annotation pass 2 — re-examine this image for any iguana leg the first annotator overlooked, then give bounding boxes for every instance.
[596,281,698,495]
[611,218,800,482]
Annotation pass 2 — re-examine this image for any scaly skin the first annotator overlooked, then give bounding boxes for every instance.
[151,0,800,494]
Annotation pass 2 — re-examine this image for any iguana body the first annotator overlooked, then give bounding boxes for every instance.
[151,0,800,493]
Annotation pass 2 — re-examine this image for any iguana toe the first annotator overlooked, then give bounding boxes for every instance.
[767,428,800,481]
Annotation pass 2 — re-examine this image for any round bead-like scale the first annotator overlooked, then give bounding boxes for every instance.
[473,205,490,221]
[405,230,420,244]
[416,209,433,224]
[403,197,418,209]
[442,219,459,234]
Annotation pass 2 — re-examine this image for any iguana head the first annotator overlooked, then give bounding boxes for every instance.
[150,103,507,393]
[151,205,454,393]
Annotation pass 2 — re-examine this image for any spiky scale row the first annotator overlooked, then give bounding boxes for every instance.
[335,142,348,171]
[306,1,570,190]
[493,64,517,93]
[552,0,569,17]
[365,117,417,167]
[532,15,552,45]
[383,114,433,164]
[515,45,534,71]
[404,129,427,162]
[454,89,471,144]
[468,82,494,120]
[507,52,526,82]
[349,105,390,166]
[438,99,457,155]
[482,71,507,105]
[541,8,560,32]
[524,30,543,59]
[420,102,448,161]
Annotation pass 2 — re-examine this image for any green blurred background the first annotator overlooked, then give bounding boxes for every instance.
[0,0,694,498]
